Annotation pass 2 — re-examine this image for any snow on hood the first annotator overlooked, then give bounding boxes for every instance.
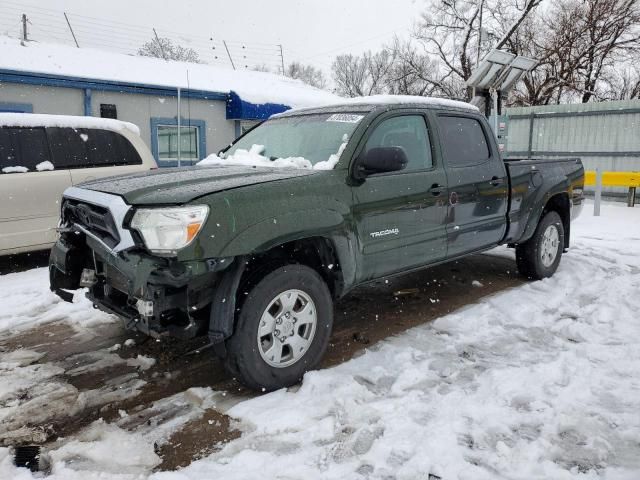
[0,112,141,136]
[0,36,340,109]
[198,137,348,171]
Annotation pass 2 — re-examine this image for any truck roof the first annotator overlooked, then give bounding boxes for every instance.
[275,94,479,118]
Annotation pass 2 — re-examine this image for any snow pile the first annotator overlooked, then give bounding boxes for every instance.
[314,135,349,170]
[0,268,116,334]
[36,161,55,171]
[1,166,28,174]
[199,144,312,170]
[198,136,349,171]
[0,36,340,109]
[0,112,141,136]
[47,420,160,476]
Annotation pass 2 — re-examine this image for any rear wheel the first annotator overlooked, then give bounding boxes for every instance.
[516,211,564,280]
[224,264,333,391]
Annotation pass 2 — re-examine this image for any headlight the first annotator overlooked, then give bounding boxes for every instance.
[130,205,209,254]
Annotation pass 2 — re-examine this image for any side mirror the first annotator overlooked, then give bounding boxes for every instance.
[358,146,408,176]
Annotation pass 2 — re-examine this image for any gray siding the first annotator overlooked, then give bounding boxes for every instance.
[0,83,83,116]
[90,91,235,156]
[504,100,640,194]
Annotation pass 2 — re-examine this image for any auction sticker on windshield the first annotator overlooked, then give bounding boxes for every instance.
[326,114,364,123]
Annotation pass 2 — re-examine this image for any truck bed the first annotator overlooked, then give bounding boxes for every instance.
[503,157,584,246]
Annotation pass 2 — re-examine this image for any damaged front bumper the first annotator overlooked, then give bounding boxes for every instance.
[49,231,228,339]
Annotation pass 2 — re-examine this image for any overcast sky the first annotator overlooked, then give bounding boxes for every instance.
[1,0,425,77]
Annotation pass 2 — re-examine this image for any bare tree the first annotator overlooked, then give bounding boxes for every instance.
[252,64,272,73]
[612,68,640,99]
[331,51,394,97]
[573,0,640,102]
[285,62,327,89]
[415,0,543,99]
[493,0,640,104]
[330,0,639,104]
[138,36,201,63]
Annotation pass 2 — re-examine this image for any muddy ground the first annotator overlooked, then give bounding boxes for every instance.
[0,251,523,471]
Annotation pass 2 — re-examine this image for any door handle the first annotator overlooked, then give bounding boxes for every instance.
[429,183,444,196]
[489,176,504,187]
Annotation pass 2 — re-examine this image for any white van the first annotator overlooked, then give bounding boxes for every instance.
[0,113,157,255]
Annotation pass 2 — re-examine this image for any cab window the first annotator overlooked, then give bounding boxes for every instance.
[437,115,490,168]
[365,115,432,171]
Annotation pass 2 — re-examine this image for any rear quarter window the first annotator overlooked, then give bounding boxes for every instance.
[48,127,142,169]
[0,127,51,173]
[437,115,490,168]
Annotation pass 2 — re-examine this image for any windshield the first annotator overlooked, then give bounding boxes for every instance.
[222,113,364,166]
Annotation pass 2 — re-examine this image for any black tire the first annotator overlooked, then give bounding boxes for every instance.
[516,211,565,280]
[224,264,333,391]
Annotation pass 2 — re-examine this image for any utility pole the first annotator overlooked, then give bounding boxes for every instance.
[278,44,285,76]
[177,87,181,168]
[64,13,80,48]
[223,41,236,70]
[153,28,168,61]
[21,14,28,42]
[476,0,484,67]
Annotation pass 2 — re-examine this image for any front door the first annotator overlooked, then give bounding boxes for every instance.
[435,114,509,257]
[353,113,448,281]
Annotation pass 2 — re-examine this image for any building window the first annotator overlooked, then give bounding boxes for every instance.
[240,120,259,135]
[150,118,206,167]
[157,125,199,162]
[0,102,33,113]
[100,104,117,119]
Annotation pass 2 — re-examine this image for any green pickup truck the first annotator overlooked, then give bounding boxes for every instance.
[50,97,584,391]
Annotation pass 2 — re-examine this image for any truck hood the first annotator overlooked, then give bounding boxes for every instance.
[79,165,319,205]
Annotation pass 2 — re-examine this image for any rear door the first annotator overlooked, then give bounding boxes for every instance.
[353,112,448,281]
[435,113,508,257]
[47,128,145,185]
[0,127,72,253]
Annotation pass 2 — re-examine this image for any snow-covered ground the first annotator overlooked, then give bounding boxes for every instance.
[0,268,116,335]
[1,201,639,479]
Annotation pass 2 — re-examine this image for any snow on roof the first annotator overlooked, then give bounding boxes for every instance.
[319,94,479,112]
[340,94,478,111]
[274,94,478,118]
[0,36,340,109]
[0,112,141,136]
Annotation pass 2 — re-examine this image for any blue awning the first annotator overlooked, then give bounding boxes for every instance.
[226,90,291,120]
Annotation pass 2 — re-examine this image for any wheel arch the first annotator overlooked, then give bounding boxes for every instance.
[520,191,571,249]
[542,193,571,249]
[208,235,347,349]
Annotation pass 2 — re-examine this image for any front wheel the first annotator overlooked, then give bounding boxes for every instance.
[516,211,565,280]
[224,264,333,391]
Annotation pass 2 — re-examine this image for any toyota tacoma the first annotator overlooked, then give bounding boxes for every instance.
[49,97,584,391]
